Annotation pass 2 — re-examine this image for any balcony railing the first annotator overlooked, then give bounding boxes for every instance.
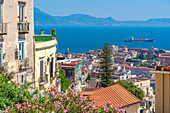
[19,58,29,70]
[0,23,7,35]
[18,22,29,34]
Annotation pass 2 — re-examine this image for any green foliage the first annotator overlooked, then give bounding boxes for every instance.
[58,69,72,93]
[100,42,114,87]
[133,63,138,66]
[126,59,133,62]
[138,53,145,60]
[0,73,37,111]
[0,73,123,113]
[136,53,155,60]
[113,80,144,100]
[140,62,149,67]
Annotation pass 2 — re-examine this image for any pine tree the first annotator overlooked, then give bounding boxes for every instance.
[100,42,114,87]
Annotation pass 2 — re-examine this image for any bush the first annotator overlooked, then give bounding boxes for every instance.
[0,73,125,113]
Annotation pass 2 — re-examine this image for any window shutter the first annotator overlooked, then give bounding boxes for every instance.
[40,60,44,77]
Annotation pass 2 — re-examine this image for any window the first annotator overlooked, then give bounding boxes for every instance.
[18,2,25,22]
[21,75,24,83]
[140,83,142,87]
[40,60,44,82]
[18,41,24,60]
[50,57,54,78]
[19,74,26,83]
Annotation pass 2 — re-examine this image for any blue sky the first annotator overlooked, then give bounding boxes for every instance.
[34,0,170,21]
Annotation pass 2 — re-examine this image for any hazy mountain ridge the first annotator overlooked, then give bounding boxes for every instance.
[34,7,170,27]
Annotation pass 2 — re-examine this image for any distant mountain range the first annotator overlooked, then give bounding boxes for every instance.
[34,7,170,27]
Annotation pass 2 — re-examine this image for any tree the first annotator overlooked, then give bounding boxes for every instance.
[140,62,149,67]
[100,42,114,87]
[133,63,138,66]
[58,69,72,93]
[138,53,145,60]
[126,59,133,62]
[113,80,144,100]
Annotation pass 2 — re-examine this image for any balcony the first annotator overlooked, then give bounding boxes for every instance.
[0,23,7,35]
[39,75,48,90]
[19,58,29,71]
[18,22,29,34]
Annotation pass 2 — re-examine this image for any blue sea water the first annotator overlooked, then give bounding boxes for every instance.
[35,26,170,54]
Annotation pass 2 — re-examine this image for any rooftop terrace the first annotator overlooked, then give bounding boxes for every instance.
[156,65,170,72]
[34,29,57,42]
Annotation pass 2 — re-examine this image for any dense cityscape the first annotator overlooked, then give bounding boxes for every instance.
[0,0,170,113]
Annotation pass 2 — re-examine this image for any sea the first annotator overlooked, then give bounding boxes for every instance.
[35,26,170,54]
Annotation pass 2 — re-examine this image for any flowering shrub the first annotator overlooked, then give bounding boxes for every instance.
[0,73,125,113]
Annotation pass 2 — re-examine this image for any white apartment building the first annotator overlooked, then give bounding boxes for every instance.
[0,0,34,84]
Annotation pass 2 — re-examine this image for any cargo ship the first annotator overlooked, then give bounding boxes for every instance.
[124,36,155,42]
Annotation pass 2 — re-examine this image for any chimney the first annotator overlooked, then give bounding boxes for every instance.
[41,29,44,35]
[51,29,56,36]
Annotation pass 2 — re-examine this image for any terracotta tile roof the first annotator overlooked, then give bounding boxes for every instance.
[126,66,155,70]
[92,64,100,67]
[93,58,97,61]
[121,64,129,67]
[113,65,119,67]
[89,50,95,53]
[89,84,141,108]
[159,56,170,58]
[78,91,94,96]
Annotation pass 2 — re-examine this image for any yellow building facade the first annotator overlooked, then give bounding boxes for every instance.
[153,66,170,113]
[34,29,59,90]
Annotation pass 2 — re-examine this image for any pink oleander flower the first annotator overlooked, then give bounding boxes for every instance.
[20,109,23,113]
[15,104,21,109]
[92,105,96,110]
[63,109,67,113]
[59,97,63,101]
[32,106,35,109]
[50,91,55,96]
[28,105,31,107]
[66,97,70,100]
[80,95,83,98]
[34,96,39,101]
[121,110,126,113]
[23,106,27,109]
[25,99,28,101]
[116,109,120,113]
